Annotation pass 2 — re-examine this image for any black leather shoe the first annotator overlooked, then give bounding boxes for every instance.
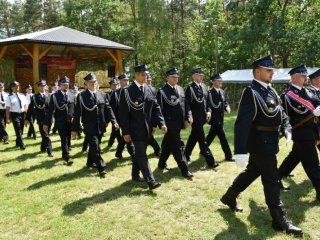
[132,177,144,182]
[115,153,123,160]
[20,145,26,150]
[221,187,243,212]
[86,163,97,168]
[182,171,194,179]
[225,157,235,161]
[158,165,172,171]
[279,180,290,191]
[208,163,219,169]
[48,153,53,157]
[66,158,73,166]
[99,170,106,178]
[148,181,161,190]
[270,208,303,237]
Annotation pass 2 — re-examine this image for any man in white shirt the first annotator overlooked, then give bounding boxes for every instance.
[25,84,36,139]
[0,82,9,144]
[6,81,28,149]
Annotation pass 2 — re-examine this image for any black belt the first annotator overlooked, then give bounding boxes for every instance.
[254,125,280,132]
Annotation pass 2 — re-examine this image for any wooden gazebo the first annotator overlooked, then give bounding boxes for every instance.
[0,26,134,89]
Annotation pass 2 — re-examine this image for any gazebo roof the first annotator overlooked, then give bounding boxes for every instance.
[0,26,134,51]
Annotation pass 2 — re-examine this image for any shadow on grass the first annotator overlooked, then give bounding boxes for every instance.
[215,201,276,239]
[5,158,61,176]
[26,167,92,190]
[0,151,45,165]
[281,179,317,226]
[62,180,156,216]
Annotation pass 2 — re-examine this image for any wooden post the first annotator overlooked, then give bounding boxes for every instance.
[0,46,8,60]
[115,50,122,76]
[33,44,39,92]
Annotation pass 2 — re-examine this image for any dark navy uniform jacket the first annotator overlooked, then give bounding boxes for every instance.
[26,93,50,124]
[44,90,75,129]
[207,88,229,126]
[119,82,165,141]
[185,82,211,126]
[283,84,320,141]
[157,83,191,131]
[234,80,291,155]
[72,89,116,136]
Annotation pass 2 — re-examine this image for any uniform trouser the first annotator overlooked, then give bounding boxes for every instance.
[231,153,282,208]
[0,109,8,141]
[87,133,105,172]
[158,128,189,174]
[10,112,25,147]
[148,135,160,153]
[57,126,71,160]
[52,121,57,134]
[108,125,118,147]
[82,135,89,152]
[206,124,232,160]
[279,140,320,188]
[185,124,215,166]
[132,140,155,183]
[83,133,103,152]
[116,130,135,157]
[27,113,37,138]
[38,123,52,154]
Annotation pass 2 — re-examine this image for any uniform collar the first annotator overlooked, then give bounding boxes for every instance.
[134,80,145,88]
[253,79,271,89]
[291,83,302,90]
[167,82,176,89]
[213,87,221,92]
[193,81,202,87]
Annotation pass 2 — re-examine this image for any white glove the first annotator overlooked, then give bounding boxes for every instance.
[235,154,249,168]
[206,112,211,122]
[313,106,320,116]
[226,106,231,114]
[284,130,292,147]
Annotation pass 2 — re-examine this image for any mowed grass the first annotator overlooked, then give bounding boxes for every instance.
[0,112,319,240]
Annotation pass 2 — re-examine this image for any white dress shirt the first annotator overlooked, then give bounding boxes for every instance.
[5,93,27,113]
[25,93,33,105]
[0,91,9,109]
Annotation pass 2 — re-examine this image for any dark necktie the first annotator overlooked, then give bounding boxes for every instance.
[0,93,4,107]
[93,92,97,103]
[140,86,144,96]
[16,93,22,109]
[173,87,178,97]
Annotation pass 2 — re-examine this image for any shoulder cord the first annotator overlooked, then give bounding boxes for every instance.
[32,95,45,110]
[208,91,221,109]
[124,88,144,111]
[189,87,204,103]
[238,88,257,121]
[252,90,281,118]
[160,89,180,107]
[53,94,67,111]
[284,95,309,114]
[79,94,98,112]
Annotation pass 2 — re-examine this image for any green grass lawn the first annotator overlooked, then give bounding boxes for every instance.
[0,112,319,240]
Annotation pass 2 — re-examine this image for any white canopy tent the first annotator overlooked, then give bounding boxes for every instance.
[221,68,319,83]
